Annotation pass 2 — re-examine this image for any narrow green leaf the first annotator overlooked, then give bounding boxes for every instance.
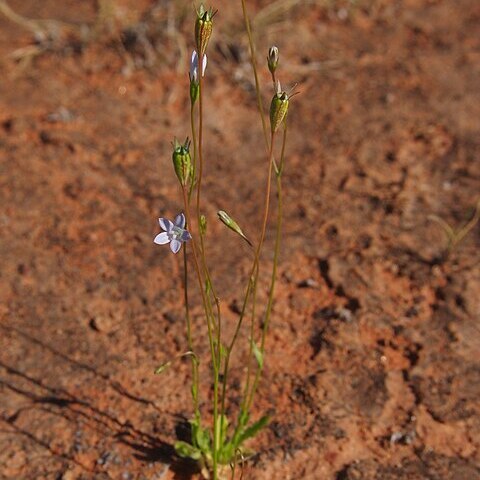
[237,415,269,446]
[219,342,227,359]
[154,361,171,374]
[174,441,202,460]
[219,414,229,443]
[252,341,263,369]
[238,410,249,429]
[196,428,211,453]
[218,441,234,464]
[154,351,197,375]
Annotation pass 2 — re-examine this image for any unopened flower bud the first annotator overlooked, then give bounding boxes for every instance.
[195,5,215,56]
[189,50,207,104]
[189,50,207,84]
[270,81,289,133]
[172,138,193,187]
[267,46,279,75]
[217,210,252,246]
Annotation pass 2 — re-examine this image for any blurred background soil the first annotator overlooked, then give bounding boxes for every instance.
[0,0,479,479]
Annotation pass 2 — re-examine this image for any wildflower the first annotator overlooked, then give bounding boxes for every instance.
[189,50,207,84]
[154,213,192,254]
[267,46,279,75]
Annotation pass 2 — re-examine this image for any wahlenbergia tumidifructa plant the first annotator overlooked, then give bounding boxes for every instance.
[153,3,295,479]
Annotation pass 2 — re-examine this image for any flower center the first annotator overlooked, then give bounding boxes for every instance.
[171,226,184,240]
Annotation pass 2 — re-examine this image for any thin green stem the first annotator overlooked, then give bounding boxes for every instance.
[246,124,287,413]
[183,244,200,423]
[195,55,221,340]
[240,273,260,417]
[270,71,276,86]
[190,82,220,347]
[189,101,198,201]
[278,121,287,174]
[241,0,269,148]
[219,266,256,445]
[181,191,219,478]
[196,53,220,480]
[182,188,217,367]
[226,131,276,443]
[220,0,280,448]
[181,193,218,475]
[196,60,205,252]
[195,64,220,330]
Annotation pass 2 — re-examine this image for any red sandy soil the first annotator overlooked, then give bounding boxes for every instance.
[0,0,479,479]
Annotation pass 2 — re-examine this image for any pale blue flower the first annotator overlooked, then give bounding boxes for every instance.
[154,213,192,254]
[189,50,207,84]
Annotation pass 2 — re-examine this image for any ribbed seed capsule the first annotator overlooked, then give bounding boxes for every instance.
[172,139,193,187]
[270,91,289,133]
[195,9,213,56]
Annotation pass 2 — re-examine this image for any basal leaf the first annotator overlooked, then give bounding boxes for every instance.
[174,441,202,460]
[237,415,269,446]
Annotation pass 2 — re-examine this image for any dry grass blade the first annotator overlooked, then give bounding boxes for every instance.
[253,0,303,30]
[8,44,44,61]
[428,214,455,242]
[428,197,480,255]
[0,0,79,38]
[454,198,480,248]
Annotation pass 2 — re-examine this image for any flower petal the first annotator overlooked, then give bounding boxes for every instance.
[154,232,170,245]
[174,213,186,229]
[181,230,192,242]
[202,53,207,76]
[190,50,198,81]
[159,218,173,232]
[170,239,182,254]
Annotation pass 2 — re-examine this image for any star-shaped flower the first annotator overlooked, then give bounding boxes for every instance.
[154,213,192,254]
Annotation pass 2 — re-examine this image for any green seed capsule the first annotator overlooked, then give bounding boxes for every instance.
[172,139,193,187]
[270,91,289,133]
